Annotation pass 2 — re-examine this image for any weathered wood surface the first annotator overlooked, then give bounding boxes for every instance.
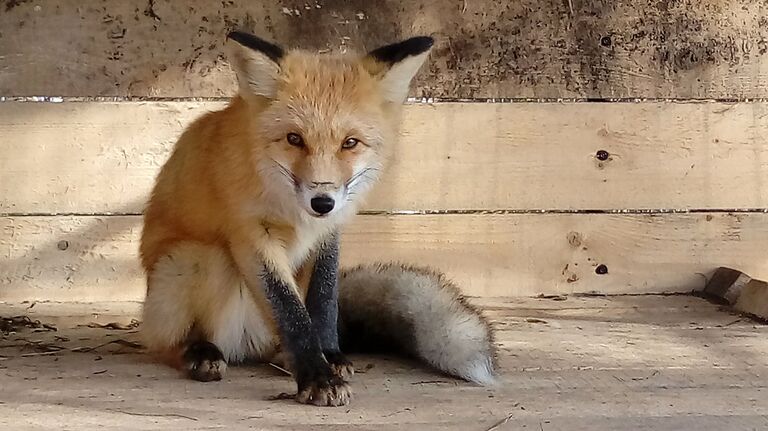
[2,213,767,302]
[703,267,768,320]
[1,296,767,430]
[1,0,767,98]
[3,101,768,215]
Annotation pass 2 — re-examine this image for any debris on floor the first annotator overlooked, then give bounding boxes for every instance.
[0,295,767,430]
[704,267,768,321]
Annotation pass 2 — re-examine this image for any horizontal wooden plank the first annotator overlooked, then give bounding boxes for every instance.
[2,213,766,302]
[2,101,768,214]
[1,1,767,98]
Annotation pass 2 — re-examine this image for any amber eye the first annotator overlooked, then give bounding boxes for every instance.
[342,137,360,150]
[287,133,304,147]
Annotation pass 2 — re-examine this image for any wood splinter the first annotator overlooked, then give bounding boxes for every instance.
[703,267,768,320]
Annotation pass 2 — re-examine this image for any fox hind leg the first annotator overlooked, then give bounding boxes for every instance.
[183,339,227,382]
[141,243,243,383]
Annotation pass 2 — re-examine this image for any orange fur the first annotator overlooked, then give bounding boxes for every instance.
[137,35,496,400]
[139,37,432,368]
[141,56,403,276]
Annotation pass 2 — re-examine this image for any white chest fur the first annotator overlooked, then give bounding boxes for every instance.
[286,218,336,271]
[284,200,358,271]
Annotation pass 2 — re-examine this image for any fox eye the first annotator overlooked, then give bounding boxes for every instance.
[342,137,360,150]
[286,133,304,147]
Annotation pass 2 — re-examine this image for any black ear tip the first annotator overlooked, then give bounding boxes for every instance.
[226,31,284,62]
[368,35,435,65]
[226,31,255,45]
[408,36,435,52]
[391,36,435,58]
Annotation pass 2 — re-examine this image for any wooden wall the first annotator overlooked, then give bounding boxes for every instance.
[1,0,767,301]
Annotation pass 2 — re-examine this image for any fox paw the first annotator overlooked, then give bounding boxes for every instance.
[325,351,354,380]
[296,375,351,407]
[184,341,227,382]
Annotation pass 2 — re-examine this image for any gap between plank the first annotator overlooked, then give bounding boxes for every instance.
[3,208,768,218]
[0,96,766,104]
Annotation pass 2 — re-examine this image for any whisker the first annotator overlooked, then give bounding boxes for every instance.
[346,167,380,188]
[269,158,299,186]
[258,164,285,181]
[347,168,369,185]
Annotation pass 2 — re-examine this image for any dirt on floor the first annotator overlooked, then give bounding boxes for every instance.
[0,295,766,431]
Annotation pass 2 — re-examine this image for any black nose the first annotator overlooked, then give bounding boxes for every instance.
[310,195,335,214]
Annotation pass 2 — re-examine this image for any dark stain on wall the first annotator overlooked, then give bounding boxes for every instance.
[0,0,766,98]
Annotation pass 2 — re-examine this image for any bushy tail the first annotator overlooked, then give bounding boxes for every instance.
[338,263,497,385]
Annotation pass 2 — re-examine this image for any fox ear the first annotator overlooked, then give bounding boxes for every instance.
[226,31,284,99]
[364,36,434,104]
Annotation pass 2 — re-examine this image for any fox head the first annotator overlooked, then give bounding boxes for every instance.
[226,31,433,220]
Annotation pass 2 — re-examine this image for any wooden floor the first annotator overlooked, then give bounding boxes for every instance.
[1,296,767,430]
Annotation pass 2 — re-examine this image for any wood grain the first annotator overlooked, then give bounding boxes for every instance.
[1,296,767,430]
[2,101,768,214]
[2,213,766,302]
[1,0,767,98]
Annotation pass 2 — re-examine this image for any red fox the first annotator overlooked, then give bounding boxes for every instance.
[139,31,496,407]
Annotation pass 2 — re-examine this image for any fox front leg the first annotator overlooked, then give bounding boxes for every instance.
[304,233,354,380]
[232,242,351,407]
[260,270,351,406]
